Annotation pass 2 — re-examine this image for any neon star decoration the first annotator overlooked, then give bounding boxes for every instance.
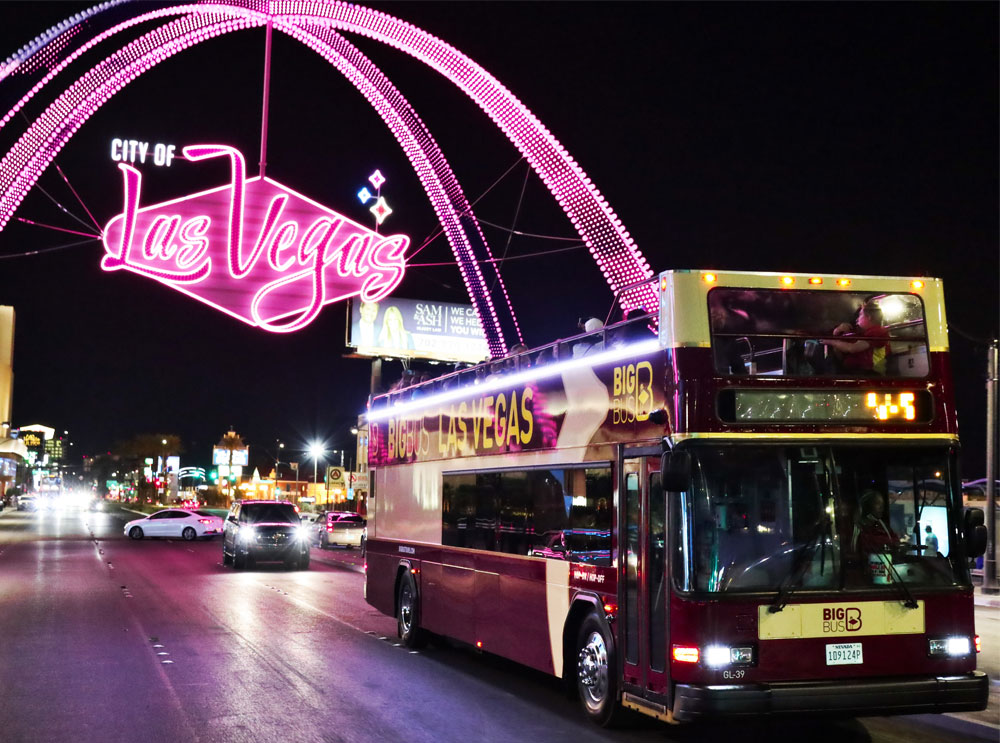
[368,169,385,190]
[369,196,392,225]
[357,187,373,204]
[101,144,409,333]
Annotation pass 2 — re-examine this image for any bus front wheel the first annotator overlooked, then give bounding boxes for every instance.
[575,613,620,726]
[397,571,427,648]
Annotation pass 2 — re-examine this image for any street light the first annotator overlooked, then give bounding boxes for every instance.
[308,441,326,509]
[272,440,285,497]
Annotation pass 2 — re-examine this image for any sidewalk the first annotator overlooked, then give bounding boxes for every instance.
[974,587,1000,609]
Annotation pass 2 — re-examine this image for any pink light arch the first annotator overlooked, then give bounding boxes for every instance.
[0,1,656,349]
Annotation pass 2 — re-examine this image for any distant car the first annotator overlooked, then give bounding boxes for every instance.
[124,508,224,541]
[222,500,310,570]
[299,512,322,529]
[317,511,366,549]
[16,495,37,511]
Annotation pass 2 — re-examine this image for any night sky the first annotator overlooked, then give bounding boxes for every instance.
[0,2,996,476]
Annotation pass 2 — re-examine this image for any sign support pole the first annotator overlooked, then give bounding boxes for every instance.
[259,21,273,179]
[984,339,998,594]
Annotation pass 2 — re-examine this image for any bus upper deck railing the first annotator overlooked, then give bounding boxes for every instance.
[368,312,658,414]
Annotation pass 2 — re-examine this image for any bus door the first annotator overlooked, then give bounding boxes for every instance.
[620,450,669,714]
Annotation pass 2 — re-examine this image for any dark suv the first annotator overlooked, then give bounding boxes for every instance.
[222,500,310,570]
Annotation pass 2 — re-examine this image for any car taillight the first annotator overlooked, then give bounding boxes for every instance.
[199,519,213,525]
[327,526,334,532]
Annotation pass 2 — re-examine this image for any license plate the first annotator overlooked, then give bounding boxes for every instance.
[826,642,863,665]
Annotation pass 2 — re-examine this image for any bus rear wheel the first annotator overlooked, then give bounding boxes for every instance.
[575,613,620,726]
[397,571,426,648]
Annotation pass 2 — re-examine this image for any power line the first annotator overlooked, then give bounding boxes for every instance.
[407,241,586,268]
[0,236,99,260]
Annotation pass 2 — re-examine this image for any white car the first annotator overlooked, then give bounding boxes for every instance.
[124,508,225,541]
[316,511,366,549]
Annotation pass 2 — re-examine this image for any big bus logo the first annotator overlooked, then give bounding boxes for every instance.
[612,361,653,424]
[822,606,863,633]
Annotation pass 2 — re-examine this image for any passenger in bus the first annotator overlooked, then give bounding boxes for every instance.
[923,524,940,555]
[851,488,898,555]
[822,300,890,375]
[573,317,604,357]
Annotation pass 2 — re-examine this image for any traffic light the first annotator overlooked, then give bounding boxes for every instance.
[209,469,218,483]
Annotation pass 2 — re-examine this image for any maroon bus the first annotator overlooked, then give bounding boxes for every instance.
[363,269,988,725]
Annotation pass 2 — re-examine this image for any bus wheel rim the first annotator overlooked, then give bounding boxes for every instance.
[400,586,413,632]
[578,630,609,706]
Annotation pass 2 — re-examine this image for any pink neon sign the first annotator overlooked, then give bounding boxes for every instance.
[101,145,408,332]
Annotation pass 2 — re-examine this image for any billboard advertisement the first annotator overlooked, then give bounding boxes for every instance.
[346,297,488,363]
[213,447,249,466]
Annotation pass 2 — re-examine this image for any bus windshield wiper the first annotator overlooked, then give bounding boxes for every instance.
[872,552,920,609]
[768,517,830,613]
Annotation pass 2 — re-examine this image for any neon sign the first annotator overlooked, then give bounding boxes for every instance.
[110,138,177,167]
[101,145,409,332]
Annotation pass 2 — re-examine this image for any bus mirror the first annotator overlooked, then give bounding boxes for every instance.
[966,525,987,558]
[963,509,986,557]
[661,451,691,492]
[964,507,985,529]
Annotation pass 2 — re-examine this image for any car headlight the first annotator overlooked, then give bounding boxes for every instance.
[296,525,311,541]
[238,526,256,544]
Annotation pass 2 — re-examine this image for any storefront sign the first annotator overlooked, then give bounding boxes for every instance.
[102,145,409,332]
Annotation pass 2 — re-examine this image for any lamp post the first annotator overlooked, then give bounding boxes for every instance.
[308,442,325,507]
[272,440,285,498]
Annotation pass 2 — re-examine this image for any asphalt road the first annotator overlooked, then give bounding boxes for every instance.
[0,505,996,743]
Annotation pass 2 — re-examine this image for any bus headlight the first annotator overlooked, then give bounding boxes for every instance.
[928,636,972,657]
[703,644,755,668]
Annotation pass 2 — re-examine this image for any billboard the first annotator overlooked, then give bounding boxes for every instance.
[213,447,248,466]
[346,297,488,363]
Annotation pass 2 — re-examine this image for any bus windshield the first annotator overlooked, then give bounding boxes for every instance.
[708,288,928,378]
[673,445,965,595]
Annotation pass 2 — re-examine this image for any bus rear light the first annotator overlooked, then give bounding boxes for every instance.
[476,641,483,649]
[836,278,851,287]
[410,567,419,574]
[975,635,981,653]
[928,636,972,657]
[911,280,925,290]
[672,645,699,664]
[603,602,617,614]
[808,277,823,285]
[702,273,717,284]
[780,276,795,287]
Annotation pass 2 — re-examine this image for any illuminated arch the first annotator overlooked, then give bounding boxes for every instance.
[0,1,656,351]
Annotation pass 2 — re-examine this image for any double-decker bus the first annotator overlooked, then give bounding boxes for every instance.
[363,269,989,725]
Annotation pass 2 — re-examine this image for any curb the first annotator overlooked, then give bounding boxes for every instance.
[974,594,1000,609]
[909,713,1000,741]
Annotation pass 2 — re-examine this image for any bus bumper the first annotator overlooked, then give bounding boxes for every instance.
[672,671,988,721]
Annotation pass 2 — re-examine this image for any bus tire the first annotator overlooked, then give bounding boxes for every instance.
[396,571,426,648]
[575,612,620,727]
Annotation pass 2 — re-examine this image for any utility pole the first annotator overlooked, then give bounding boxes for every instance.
[983,339,998,594]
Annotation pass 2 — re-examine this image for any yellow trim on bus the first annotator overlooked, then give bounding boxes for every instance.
[658,270,950,352]
[672,432,957,441]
